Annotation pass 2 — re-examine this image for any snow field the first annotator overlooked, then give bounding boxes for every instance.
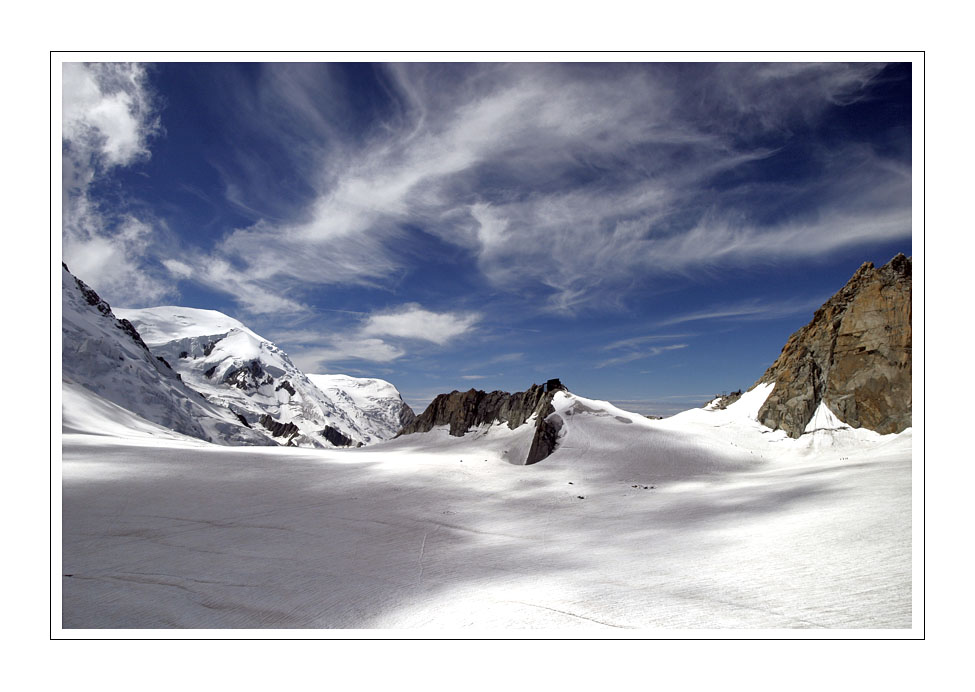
[61,388,911,630]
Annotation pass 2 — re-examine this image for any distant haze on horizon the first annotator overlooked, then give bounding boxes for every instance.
[61,59,913,417]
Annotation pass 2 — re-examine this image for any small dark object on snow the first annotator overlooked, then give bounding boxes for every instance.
[631,485,638,488]
[577,495,585,499]
[568,482,574,485]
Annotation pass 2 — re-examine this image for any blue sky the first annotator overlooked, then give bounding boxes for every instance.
[61,61,912,415]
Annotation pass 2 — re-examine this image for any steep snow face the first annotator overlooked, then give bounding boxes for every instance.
[115,307,396,447]
[62,380,209,445]
[307,374,416,440]
[61,266,270,446]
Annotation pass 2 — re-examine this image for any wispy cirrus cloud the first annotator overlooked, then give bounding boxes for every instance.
[596,343,688,370]
[655,296,829,328]
[169,62,907,317]
[603,333,696,351]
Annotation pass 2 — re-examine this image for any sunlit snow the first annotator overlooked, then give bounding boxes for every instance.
[61,384,911,630]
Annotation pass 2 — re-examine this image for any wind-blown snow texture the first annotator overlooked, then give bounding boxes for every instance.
[115,306,414,447]
[61,383,911,630]
[61,265,271,446]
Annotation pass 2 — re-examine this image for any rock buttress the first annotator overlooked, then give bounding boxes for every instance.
[755,253,912,437]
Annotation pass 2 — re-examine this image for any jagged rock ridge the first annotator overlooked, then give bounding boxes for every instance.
[398,379,568,464]
[754,253,912,438]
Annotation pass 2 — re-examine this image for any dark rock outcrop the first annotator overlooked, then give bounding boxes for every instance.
[65,263,156,357]
[259,414,299,440]
[398,380,568,464]
[526,409,563,465]
[398,401,417,429]
[321,425,354,447]
[754,253,912,438]
[223,361,269,391]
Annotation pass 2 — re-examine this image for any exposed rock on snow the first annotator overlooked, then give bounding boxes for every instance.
[258,414,300,440]
[753,253,912,438]
[61,264,272,446]
[398,379,569,464]
[706,389,743,410]
[321,425,356,447]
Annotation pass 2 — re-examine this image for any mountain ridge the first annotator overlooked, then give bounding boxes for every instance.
[115,306,413,447]
[397,379,568,464]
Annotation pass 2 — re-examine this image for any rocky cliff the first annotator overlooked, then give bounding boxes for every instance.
[754,253,912,438]
[398,379,567,464]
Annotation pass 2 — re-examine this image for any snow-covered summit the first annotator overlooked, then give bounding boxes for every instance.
[114,306,258,344]
[307,374,415,441]
[61,265,271,446]
[116,306,410,447]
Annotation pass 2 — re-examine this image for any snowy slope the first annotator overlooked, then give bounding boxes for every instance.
[61,385,912,630]
[307,373,415,441]
[115,306,393,447]
[61,265,271,446]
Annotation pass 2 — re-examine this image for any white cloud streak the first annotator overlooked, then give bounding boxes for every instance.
[61,62,170,306]
[269,303,479,372]
[604,334,696,351]
[361,304,479,344]
[655,296,829,327]
[596,344,688,369]
[289,339,406,373]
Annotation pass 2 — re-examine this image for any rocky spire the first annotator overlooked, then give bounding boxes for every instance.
[755,253,912,437]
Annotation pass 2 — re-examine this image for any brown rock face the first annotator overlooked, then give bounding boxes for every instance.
[397,380,568,464]
[756,253,912,438]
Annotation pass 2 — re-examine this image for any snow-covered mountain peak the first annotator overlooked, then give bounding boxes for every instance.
[61,265,272,446]
[115,306,413,447]
[113,305,258,345]
[307,374,416,441]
